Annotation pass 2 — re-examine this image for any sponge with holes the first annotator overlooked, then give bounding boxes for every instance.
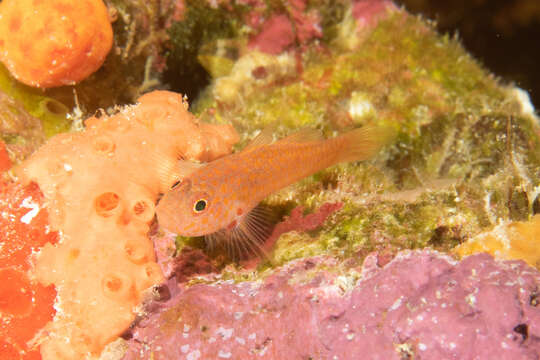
[16,90,238,359]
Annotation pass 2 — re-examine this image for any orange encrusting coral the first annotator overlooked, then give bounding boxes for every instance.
[0,0,113,88]
[454,214,540,269]
[0,181,58,360]
[0,140,10,173]
[17,90,238,359]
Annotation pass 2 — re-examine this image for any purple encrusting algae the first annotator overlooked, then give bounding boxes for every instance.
[122,250,540,359]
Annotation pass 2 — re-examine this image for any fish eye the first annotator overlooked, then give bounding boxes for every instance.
[193,199,207,213]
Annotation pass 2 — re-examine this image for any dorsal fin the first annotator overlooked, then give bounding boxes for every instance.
[157,159,204,192]
[276,128,324,144]
[333,125,395,163]
[242,126,275,152]
[177,160,204,176]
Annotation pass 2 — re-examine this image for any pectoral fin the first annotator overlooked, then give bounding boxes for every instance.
[205,204,275,260]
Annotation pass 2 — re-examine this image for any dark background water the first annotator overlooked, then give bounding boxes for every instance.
[396,0,540,111]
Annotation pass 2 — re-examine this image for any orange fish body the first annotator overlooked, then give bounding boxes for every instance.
[156,126,388,256]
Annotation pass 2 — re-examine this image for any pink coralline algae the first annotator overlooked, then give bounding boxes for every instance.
[248,14,297,55]
[272,203,343,238]
[122,250,540,359]
[352,0,397,29]
[287,0,323,44]
[262,202,343,253]
[247,0,322,54]
[246,0,396,55]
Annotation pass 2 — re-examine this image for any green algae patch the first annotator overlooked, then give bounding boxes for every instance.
[0,65,71,139]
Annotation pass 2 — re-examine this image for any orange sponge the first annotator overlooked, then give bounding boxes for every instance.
[17,90,239,359]
[0,0,113,88]
[0,182,58,360]
[0,140,10,173]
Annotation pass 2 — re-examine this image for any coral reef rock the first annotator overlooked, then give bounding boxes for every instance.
[122,250,540,359]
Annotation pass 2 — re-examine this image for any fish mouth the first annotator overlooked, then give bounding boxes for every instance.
[154,203,204,237]
[155,198,182,234]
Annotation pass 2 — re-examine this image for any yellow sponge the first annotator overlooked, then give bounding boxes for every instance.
[454,215,540,270]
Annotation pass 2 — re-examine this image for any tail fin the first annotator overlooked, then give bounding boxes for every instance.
[335,125,395,163]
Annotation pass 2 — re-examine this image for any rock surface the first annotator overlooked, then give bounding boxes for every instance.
[122,250,540,359]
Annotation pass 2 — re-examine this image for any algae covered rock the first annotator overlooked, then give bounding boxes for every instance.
[180,0,540,266]
[0,84,69,168]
